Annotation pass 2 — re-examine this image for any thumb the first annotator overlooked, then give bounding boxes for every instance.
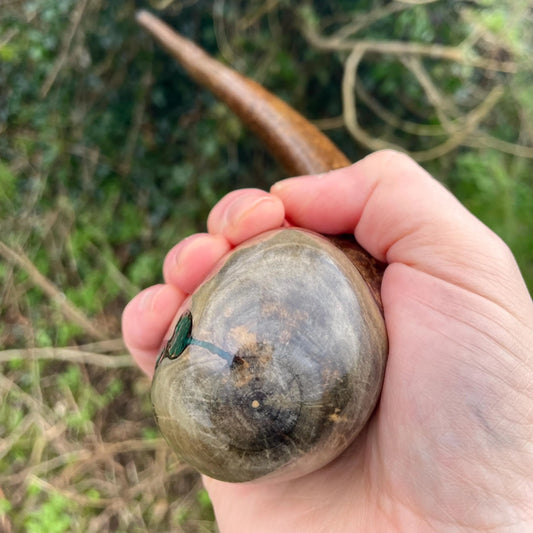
[271,150,531,317]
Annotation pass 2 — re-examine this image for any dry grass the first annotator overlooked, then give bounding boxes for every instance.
[0,2,218,527]
[0,340,216,531]
[0,170,216,531]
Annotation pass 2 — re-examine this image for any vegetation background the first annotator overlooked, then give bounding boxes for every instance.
[1,0,531,531]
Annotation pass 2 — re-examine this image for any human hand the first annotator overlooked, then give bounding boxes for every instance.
[122,150,533,532]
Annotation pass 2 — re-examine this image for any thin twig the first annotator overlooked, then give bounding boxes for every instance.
[302,23,517,73]
[120,69,152,176]
[0,487,12,533]
[342,44,506,161]
[355,81,448,136]
[148,0,175,8]
[414,85,505,160]
[238,0,280,31]
[0,27,18,47]
[466,135,533,158]
[328,1,414,42]
[0,346,134,367]
[0,373,57,427]
[398,0,440,4]
[312,116,345,131]
[213,0,243,69]
[400,55,460,130]
[0,413,36,461]
[27,475,115,507]
[0,240,107,340]
[40,0,91,97]
[7,438,166,488]
[88,243,140,300]
[148,0,198,10]
[77,338,127,353]
[342,47,391,152]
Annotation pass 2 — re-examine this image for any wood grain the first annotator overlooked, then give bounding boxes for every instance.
[136,10,350,176]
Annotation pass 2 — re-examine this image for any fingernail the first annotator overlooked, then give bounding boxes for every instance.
[271,174,324,195]
[270,182,286,194]
[171,235,208,283]
[138,285,165,312]
[225,195,276,227]
[173,234,203,267]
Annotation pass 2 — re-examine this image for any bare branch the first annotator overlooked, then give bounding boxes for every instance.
[0,27,17,47]
[400,55,460,131]
[342,44,506,161]
[409,85,504,161]
[148,0,198,11]
[0,413,36,461]
[120,69,153,177]
[40,0,90,97]
[0,240,107,340]
[303,23,517,73]
[213,0,243,68]
[0,373,57,427]
[327,1,412,41]
[238,0,281,31]
[148,0,176,8]
[0,487,11,533]
[355,81,448,136]
[357,81,533,159]
[77,338,127,353]
[312,116,345,131]
[0,346,134,368]
[7,438,166,487]
[466,135,533,159]
[398,0,441,4]
[342,46,395,153]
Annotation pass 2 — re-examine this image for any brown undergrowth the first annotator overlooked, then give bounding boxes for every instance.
[0,339,215,531]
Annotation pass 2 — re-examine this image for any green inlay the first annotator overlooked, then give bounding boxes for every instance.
[155,310,193,368]
[168,310,193,358]
[156,310,237,368]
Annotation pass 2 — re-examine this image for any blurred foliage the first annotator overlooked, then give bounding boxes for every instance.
[0,0,532,531]
[1,1,531,326]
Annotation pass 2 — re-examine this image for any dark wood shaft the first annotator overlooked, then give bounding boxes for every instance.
[136,10,350,176]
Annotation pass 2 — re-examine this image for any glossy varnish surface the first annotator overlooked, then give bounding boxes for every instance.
[138,13,389,483]
[136,10,350,176]
[151,229,387,482]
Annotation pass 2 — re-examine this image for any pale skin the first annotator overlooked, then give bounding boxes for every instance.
[122,150,533,532]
